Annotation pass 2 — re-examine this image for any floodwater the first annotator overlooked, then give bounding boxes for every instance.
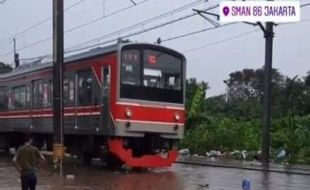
[0,154,309,190]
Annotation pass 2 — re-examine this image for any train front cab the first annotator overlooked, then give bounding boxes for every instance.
[107,43,186,168]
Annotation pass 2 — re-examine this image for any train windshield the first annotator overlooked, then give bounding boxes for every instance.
[120,48,183,104]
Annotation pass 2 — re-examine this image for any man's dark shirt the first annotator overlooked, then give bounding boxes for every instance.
[15,145,41,175]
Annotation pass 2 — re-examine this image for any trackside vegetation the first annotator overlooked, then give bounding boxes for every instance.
[181,69,310,164]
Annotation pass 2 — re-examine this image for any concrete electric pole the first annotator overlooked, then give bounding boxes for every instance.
[52,0,65,175]
[261,22,274,168]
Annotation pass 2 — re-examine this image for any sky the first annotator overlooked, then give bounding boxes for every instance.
[0,0,309,97]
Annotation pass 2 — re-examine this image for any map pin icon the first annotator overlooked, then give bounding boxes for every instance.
[223,6,229,16]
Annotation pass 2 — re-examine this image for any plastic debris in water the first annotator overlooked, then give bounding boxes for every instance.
[242,179,251,190]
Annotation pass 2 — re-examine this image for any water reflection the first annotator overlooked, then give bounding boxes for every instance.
[107,171,184,190]
[45,166,184,190]
[1,154,310,190]
[262,171,270,190]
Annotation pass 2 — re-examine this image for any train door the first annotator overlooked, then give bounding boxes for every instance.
[76,69,100,131]
[102,66,110,128]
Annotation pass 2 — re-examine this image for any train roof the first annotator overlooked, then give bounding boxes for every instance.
[0,43,119,79]
[0,42,185,79]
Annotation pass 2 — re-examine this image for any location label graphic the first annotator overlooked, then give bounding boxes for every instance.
[223,6,229,16]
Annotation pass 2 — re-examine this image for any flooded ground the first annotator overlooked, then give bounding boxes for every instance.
[0,154,309,190]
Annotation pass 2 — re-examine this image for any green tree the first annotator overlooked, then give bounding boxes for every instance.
[0,62,13,74]
[274,76,309,116]
[225,68,284,102]
[204,95,227,117]
[185,78,209,128]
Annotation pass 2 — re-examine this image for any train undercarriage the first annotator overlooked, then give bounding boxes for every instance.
[0,132,178,168]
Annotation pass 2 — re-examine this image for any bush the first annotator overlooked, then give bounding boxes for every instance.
[179,117,261,153]
[179,114,310,164]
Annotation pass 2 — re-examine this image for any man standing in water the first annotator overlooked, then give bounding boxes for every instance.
[13,135,46,190]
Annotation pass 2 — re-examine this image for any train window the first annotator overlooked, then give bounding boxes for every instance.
[7,89,12,109]
[63,78,75,105]
[69,80,74,102]
[120,48,184,104]
[26,85,31,107]
[20,86,26,107]
[12,86,26,109]
[0,87,7,110]
[143,49,182,90]
[49,80,53,105]
[121,50,141,86]
[42,81,52,107]
[33,80,43,108]
[64,78,69,105]
[78,70,93,106]
[103,67,110,97]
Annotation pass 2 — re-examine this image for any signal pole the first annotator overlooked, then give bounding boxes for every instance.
[53,0,65,175]
[13,38,19,68]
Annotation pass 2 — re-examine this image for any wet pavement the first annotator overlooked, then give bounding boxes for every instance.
[177,156,310,175]
[1,154,310,190]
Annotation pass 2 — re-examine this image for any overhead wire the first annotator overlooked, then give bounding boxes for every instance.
[160,23,234,43]
[66,0,209,50]
[64,0,151,34]
[65,3,219,52]
[0,0,206,57]
[183,29,260,54]
[0,0,152,57]
[66,1,310,52]
[181,16,310,54]
[9,0,209,60]
[2,2,310,60]
[0,0,87,44]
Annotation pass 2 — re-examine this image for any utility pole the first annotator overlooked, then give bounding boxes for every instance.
[13,38,19,68]
[193,3,275,168]
[52,0,65,175]
[261,22,274,168]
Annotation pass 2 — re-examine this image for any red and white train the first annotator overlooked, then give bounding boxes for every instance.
[0,42,186,168]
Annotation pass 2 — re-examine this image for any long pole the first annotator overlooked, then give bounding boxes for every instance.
[53,0,64,174]
[13,38,19,68]
[13,38,16,58]
[262,22,274,168]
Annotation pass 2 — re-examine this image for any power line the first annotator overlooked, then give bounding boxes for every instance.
[46,0,203,50]
[0,0,151,57]
[69,0,310,49]
[183,29,260,54]
[0,36,52,57]
[181,17,310,54]
[0,0,86,44]
[5,0,208,60]
[66,3,219,52]
[0,0,152,56]
[65,13,198,53]
[160,23,234,43]
[64,0,150,34]
[68,0,208,49]
[0,0,206,57]
[56,16,310,57]
[68,3,310,53]
[301,2,310,8]
[2,2,309,60]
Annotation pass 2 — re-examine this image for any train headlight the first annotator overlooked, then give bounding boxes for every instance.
[125,109,133,118]
[174,113,180,121]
